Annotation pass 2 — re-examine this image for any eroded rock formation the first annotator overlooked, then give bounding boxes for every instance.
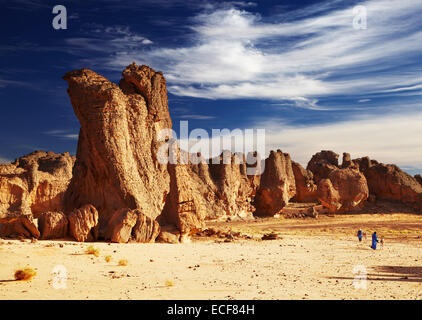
[68,204,99,242]
[106,208,160,243]
[0,151,74,238]
[307,150,339,183]
[291,161,317,202]
[317,168,369,213]
[63,64,172,235]
[354,156,422,208]
[38,211,68,239]
[254,150,296,216]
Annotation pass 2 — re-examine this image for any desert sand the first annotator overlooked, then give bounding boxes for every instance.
[1,213,421,300]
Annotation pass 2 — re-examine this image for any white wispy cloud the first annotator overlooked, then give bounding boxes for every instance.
[178,114,216,120]
[258,110,422,170]
[98,0,422,104]
[44,130,79,140]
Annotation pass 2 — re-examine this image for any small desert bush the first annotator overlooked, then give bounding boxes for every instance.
[165,280,174,287]
[118,259,128,266]
[14,267,36,281]
[85,245,100,257]
[105,255,112,263]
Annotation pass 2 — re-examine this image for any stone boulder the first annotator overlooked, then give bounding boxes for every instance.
[105,208,160,243]
[106,208,138,243]
[253,150,296,216]
[317,168,369,213]
[307,150,339,183]
[132,210,161,243]
[291,161,317,202]
[0,214,40,239]
[38,211,68,239]
[68,204,99,242]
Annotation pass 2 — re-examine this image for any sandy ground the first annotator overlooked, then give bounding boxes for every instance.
[0,213,421,300]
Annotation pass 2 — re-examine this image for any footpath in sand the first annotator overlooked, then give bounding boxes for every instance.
[0,213,421,300]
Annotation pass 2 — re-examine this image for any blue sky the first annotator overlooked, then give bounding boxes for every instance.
[1,0,422,174]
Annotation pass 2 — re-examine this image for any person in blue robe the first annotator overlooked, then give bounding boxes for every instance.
[371,232,378,250]
[357,229,363,242]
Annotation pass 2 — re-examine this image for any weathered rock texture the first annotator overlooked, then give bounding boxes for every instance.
[0,151,74,238]
[414,174,422,187]
[105,208,160,243]
[0,214,40,239]
[38,211,68,239]
[68,204,99,242]
[317,168,369,213]
[307,150,339,183]
[63,64,171,234]
[132,210,161,243]
[291,161,317,202]
[160,148,256,236]
[354,156,422,208]
[254,150,296,216]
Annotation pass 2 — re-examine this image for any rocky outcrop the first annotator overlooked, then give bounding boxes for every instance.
[415,174,422,187]
[362,162,422,207]
[317,168,369,213]
[63,64,172,235]
[160,148,256,237]
[68,204,99,242]
[253,150,296,216]
[341,152,358,169]
[0,151,74,238]
[105,208,160,243]
[291,161,317,202]
[38,211,68,239]
[132,210,161,243]
[0,214,40,239]
[307,150,339,183]
[106,208,138,243]
[0,151,74,216]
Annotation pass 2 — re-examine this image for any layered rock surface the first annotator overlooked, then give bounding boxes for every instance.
[291,161,317,202]
[63,64,171,235]
[317,168,369,213]
[354,156,422,208]
[254,150,296,216]
[0,151,74,238]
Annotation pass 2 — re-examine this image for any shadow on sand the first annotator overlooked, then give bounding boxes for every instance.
[329,266,422,283]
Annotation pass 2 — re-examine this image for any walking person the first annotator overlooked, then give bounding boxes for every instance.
[357,229,363,242]
[371,231,378,250]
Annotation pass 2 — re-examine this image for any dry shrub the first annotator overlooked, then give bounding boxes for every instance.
[105,255,112,263]
[118,259,128,266]
[14,268,36,281]
[86,245,100,257]
[165,280,174,287]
